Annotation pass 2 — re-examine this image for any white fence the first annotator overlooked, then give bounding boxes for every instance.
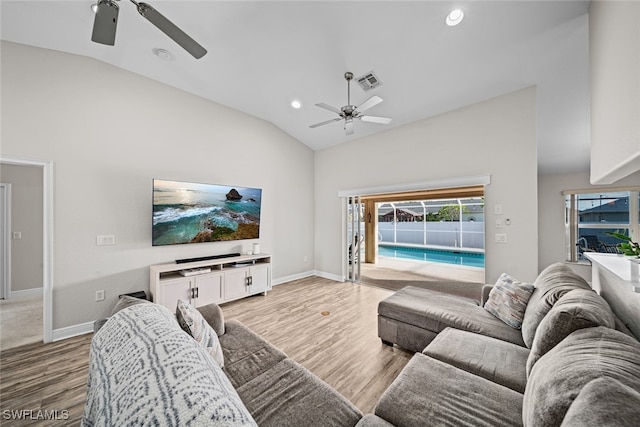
[378,221,484,249]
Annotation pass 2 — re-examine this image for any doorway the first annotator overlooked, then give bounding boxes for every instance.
[342,182,487,287]
[0,157,53,345]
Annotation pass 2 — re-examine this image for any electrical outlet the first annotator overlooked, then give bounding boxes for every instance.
[495,233,508,244]
[95,290,105,301]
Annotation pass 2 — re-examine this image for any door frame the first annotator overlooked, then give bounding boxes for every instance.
[0,157,53,343]
[0,183,11,300]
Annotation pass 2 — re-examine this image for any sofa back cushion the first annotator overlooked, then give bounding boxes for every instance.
[523,327,640,427]
[525,289,615,376]
[560,377,640,427]
[521,263,591,348]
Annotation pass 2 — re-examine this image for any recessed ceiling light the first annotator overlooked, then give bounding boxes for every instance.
[291,99,302,109]
[152,48,175,61]
[446,9,464,26]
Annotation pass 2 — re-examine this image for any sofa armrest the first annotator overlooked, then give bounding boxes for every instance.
[197,303,225,336]
[93,318,109,333]
[481,284,493,306]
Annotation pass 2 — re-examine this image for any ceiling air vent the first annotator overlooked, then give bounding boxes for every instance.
[356,71,382,91]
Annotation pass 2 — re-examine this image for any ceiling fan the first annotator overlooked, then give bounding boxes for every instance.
[91,0,207,59]
[310,72,392,135]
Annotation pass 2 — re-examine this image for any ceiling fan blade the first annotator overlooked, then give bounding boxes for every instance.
[361,115,392,124]
[315,103,343,115]
[134,2,208,59]
[356,95,383,113]
[345,119,355,135]
[309,117,342,128]
[91,0,119,46]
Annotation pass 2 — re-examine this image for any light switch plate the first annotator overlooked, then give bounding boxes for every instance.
[96,235,116,246]
[495,233,507,243]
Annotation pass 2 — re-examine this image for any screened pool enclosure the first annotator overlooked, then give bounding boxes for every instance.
[345,193,485,282]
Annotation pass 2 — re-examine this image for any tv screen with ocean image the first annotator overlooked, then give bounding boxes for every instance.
[152,179,261,246]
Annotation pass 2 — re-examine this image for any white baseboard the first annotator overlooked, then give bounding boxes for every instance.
[9,287,42,299]
[272,270,315,286]
[313,270,345,282]
[52,321,94,342]
[50,271,343,342]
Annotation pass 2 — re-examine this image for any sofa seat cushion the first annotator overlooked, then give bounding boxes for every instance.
[526,289,615,376]
[524,327,640,427]
[378,286,525,347]
[218,319,287,388]
[560,377,640,427]
[375,354,523,427]
[521,262,591,348]
[236,358,362,427]
[423,327,530,393]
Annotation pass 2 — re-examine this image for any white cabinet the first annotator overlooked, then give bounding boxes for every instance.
[152,272,223,312]
[194,273,224,306]
[150,254,271,312]
[224,263,271,301]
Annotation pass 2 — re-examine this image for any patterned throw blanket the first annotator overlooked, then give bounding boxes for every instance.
[81,303,257,426]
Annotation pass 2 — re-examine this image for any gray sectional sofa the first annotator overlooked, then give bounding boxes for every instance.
[82,299,362,426]
[83,262,640,427]
[363,262,640,426]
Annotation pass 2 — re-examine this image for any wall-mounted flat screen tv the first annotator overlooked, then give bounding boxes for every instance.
[153,179,262,246]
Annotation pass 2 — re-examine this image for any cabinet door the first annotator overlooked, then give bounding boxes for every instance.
[249,264,271,294]
[224,268,249,301]
[194,273,224,307]
[157,277,193,312]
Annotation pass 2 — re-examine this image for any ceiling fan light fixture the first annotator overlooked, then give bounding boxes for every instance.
[446,9,464,26]
[91,0,120,46]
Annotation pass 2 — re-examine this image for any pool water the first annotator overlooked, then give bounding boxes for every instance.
[378,245,485,268]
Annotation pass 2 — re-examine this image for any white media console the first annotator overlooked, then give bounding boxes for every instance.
[150,253,272,312]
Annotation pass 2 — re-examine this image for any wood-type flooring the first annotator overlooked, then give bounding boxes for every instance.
[0,276,412,426]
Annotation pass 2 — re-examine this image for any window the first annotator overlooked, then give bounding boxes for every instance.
[564,188,640,262]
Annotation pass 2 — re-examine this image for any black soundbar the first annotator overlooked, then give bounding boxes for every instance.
[176,253,241,264]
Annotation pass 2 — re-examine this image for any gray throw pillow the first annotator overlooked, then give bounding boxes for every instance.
[176,299,224,368]
[484,273,534,329]
[526,289,615,376]
[560,377,640,427]
[523,327,640,427]
[521,263,591,348]
[197,302,226,336]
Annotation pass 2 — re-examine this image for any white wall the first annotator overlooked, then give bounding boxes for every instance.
[0,164,43,293]
[589,1,640,184]
[315,87,539,284]
[0,42,315,330]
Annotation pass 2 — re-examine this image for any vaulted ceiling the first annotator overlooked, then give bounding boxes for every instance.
[1,1,591,174]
